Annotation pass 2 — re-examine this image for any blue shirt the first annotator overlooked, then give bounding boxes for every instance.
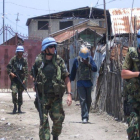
[70,56,97,87]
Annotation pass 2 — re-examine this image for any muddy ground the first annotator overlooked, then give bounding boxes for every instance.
[0,92,127,140]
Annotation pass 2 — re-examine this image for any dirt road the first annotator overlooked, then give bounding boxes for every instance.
[0,92,127,140]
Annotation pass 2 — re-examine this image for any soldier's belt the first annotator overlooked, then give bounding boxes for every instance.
[44,92,55,97]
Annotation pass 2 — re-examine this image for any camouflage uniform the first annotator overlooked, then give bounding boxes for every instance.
[32,53,69,140]
[122,47,140,140]
[7,55,28,106]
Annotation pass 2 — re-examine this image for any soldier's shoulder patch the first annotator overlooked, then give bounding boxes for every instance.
[128,47,136,53]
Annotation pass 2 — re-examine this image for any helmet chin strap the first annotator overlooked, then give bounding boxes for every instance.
[45,48,54,56]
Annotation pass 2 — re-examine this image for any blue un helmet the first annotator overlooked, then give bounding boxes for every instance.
[79,45,89,59]
[41,37,57,51]
[137,29,140,48]
[16,46,24,53]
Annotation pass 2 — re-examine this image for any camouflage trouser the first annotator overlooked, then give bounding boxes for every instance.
[11,81,24,105]
[39,95,65,140]
[127,96,140,140]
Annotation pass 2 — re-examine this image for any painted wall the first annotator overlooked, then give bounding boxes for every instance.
[28,18,105,39]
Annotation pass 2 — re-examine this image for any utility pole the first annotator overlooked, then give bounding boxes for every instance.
[16,13,20,33]
[48,0,51,36]
[104,0,109,61]
[103,0,110,111]
[3,0,5,43]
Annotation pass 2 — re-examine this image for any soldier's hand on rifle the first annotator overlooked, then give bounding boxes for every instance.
[67,93,72,106]
[10,72,16,78]
[23,80,25,84]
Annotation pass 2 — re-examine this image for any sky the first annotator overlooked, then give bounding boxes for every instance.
[0,0,140,43]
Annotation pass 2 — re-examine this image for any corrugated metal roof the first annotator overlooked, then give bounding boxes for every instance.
[26,6,108,26]
[53,27,104,43]
[54,27,86,43]
[51,20,105,43]
[109,8,140,35]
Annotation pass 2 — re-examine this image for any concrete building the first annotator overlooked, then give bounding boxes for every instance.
[26,6,111,39]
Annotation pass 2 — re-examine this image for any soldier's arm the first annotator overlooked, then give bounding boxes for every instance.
[65,76,72,106]
[121,53,139,79]
[60,58,72,106]
[70,58,78,81]
[89,56,97,72]
[7,57,16,78]
[121,70,139,79]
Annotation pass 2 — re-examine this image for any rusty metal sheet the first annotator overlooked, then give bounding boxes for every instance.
[54,27,104,43]
[0,45,17,89]
[109,8,140,35]
[24,39,42,88]
[0,40,42,90]
[54,27,87,43]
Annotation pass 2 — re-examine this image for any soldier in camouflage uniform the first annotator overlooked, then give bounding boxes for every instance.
[121,29,140,140]
[32,37,72,140]
[70,46,97,123]
[7,46,28,114]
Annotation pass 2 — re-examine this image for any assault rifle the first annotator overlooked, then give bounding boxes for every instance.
[11,67,31,99]
[32,67,45,139]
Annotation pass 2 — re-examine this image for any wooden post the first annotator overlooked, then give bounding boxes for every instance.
[134,16,137,47]
[103,0,110,111]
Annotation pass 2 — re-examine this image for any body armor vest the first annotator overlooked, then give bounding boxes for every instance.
[124,47,140,97]
[77,56,91,81]
[36,54,66,96]
[11,56,25,81]
[43,60,57,93]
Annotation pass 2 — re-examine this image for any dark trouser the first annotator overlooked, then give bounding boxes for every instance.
[11,81,24,105]
[77,86,92,120]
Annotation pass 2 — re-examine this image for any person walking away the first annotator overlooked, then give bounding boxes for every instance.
[7,46,28,114]
[121,29,140,140]
[70,45,97,123]
[32,37,72,140]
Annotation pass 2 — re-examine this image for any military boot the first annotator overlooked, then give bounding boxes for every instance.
[18,105,22,113]
[53,136,58,140]
[13,103,17,114]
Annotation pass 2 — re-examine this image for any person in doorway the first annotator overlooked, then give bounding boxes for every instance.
[7,46,28,114]
[32,37,72,140]
[70,45,97,123]
[121,29,140,140]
